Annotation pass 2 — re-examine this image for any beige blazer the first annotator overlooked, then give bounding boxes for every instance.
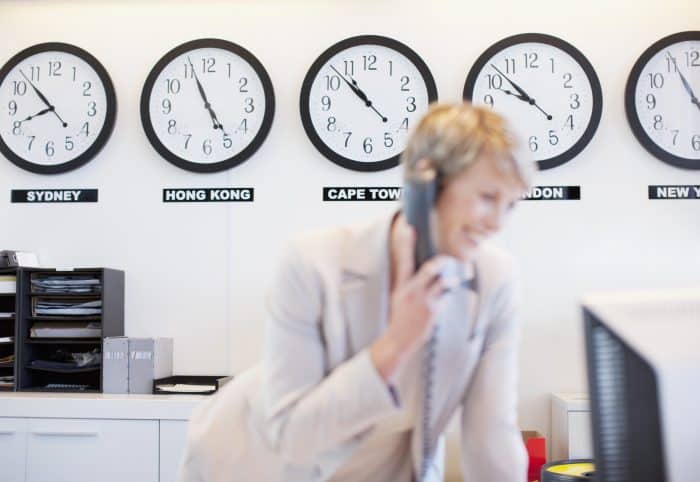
[180,212,527,482]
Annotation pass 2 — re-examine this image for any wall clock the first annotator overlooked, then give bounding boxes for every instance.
[625,31,700,170]
[464,33,602,170]
[300,35,438,172]
[141,38,275,173]
[0,42,116,174]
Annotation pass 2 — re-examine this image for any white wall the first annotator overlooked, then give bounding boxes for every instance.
[1,0,699,444]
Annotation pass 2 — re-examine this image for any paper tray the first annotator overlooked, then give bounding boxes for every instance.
[152,375,232,395]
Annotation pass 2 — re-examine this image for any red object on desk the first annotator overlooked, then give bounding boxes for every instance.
[521,431,546,482]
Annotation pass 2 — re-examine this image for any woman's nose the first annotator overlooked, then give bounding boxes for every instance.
[484,206,506,232]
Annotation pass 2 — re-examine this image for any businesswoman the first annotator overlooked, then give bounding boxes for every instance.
[180,103,534,482]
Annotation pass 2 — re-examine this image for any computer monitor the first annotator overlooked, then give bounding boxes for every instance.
[583,289,700,482]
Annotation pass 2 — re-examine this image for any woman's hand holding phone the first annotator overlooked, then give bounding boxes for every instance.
[370,217,455,382]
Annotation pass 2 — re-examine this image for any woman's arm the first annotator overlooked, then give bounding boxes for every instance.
[261,240,399,467]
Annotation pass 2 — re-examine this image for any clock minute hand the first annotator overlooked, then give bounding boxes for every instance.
[329,65,365,101]
[348,75,389,123]
[19,69,68,127]
[329,65,388,123]
[490,63,553,120]
[667,52,700,111]
[187,57,227,133]
[490,64,532,102]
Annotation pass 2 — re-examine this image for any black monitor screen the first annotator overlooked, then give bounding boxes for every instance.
[584,308,666,482]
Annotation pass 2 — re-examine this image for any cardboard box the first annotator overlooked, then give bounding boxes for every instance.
[128,338,173,394]
[103,336,129,394]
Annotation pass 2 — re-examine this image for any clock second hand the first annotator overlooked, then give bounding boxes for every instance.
[666,52,700,112]
[490,63,553,120]
[19,69,68,128]
[329,65,388,123]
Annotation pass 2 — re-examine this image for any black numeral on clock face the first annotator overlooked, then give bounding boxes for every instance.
[523,52,539,69]
[166,79,180,94]
[202,57,215,73]
[12,81,27,96]
[49,61,62,77]
[324,75,341,90]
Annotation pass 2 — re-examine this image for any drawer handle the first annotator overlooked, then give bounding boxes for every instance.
[0,431,16,436]
[31,431,99,437]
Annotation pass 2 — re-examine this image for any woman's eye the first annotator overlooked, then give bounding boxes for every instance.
[480,192,497,202]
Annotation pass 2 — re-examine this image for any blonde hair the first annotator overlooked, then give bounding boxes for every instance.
[401,102,535,188]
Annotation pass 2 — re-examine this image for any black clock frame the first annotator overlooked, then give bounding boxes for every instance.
[0,42,117,174]
[625,31,700,170]
[140,38,275,173]
[463,33,603,171]
[300,35,438,172]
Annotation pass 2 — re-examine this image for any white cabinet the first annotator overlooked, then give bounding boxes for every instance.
[0,417,27,482]
[160,420,189,482]
[551,393,592,460]
[0,392,203,482]
[25,418,158,482]
[566,411,592,458]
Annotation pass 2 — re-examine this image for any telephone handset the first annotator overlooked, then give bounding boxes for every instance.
[402,166,439,271]
[402,164,440,481]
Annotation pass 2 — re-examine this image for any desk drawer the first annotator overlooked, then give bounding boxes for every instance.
[26,418,158,482]
[0,418,27,482]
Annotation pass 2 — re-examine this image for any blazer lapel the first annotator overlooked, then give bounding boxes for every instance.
[339,212,396,355]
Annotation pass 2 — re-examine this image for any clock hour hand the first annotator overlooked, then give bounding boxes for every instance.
[187,57,228,134]
[495,86,529,102]
[19,69,68,127]
[329,65,388,123]
[490,63,553,120]
[19,107,53,124]
[667,52,700,111]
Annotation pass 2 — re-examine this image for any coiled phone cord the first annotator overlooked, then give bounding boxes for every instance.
[419,322,439,481]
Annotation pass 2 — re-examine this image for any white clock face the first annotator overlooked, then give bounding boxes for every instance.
[0,44,115,173]
[628,34,700,167]
[465,34,602,170]
[301,36,437,171]
[141,39,274,172]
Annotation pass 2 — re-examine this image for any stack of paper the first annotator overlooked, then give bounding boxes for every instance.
[30,322,101,338]
[0,275,16,294]
[0,375,13,388]
[29,347,101,370]
[34,299,102,316]
[31,275,101,294]
[155,383,216,393]
[0,354,14,367]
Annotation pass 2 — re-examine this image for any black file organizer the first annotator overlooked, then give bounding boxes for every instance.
[0,268,19,391]
[16,268,124,393]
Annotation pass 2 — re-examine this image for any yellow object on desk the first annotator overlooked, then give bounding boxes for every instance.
[541,459,595,481]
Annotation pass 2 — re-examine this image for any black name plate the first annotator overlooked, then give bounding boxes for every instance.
[11,189,98,203]
[648,185,700,200]
[323,186,402,201]
[522,186,580,201]
[163,188,254,202]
